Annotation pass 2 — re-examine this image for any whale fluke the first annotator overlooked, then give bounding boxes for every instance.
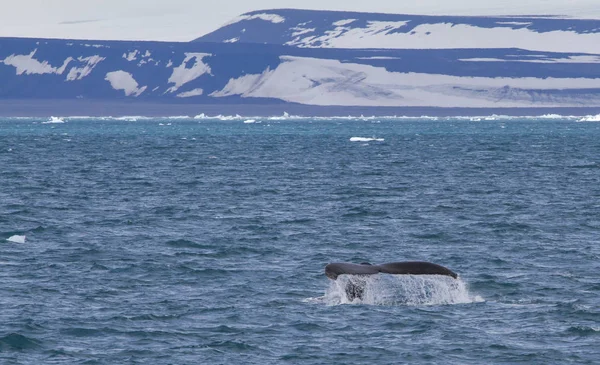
[325,261,458,280]
[325,261,458,301]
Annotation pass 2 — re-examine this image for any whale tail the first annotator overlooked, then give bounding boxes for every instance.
[325,261,458,301]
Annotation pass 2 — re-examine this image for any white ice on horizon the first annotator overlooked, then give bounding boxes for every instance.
[104,70,147,97]
[6,235,26,244]
[167,53,212,93]
[210,55,600,108]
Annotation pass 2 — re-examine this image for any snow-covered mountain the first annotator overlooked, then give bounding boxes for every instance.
[1,9,600,116]
[196,9,600,54]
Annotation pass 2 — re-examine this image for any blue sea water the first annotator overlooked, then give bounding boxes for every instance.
[1,117,599,364]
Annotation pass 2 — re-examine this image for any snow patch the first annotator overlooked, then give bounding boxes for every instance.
[210,67,275,98]
[286,21,600,54]
[123,50,139,61]
[176,88,204,98]
[167,53,212,93]
[2,49,72,75]
[287,20,410,47]
[104,71,147,97]
[290,27,316,37]
[65,55,105,81]
[225,13,285,27]
[333,19,357,26]
[209,55,600,108]
[460,55,600,63]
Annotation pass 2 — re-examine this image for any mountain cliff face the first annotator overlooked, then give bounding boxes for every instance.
[1,9,600,115]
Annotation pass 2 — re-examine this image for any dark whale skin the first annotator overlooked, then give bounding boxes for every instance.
[325,261,458,280]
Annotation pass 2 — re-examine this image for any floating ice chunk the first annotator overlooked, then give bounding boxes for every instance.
[350,137,384,142]
[243,119,257,123]
[6,235,26,243]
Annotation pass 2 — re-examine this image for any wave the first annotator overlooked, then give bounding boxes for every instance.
[0,333,41,350]
[308,274,483,306]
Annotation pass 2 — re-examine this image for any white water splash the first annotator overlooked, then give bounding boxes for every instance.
[320,274,482,306]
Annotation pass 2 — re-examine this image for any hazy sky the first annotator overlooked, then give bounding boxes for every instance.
[1,0,599,41]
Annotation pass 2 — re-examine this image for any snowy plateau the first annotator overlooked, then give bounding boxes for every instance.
[1,9,600,116]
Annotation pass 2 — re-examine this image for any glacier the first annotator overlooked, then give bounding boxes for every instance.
[1,9,599,116]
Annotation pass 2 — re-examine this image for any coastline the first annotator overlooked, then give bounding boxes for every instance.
[1,100,599,118]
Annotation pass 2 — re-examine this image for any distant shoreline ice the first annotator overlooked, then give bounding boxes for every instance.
[0,100,598,120]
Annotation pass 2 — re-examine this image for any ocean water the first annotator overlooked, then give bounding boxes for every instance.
[1,117,599,364]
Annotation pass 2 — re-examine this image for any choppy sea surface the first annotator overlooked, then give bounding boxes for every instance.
[1,116,599,364]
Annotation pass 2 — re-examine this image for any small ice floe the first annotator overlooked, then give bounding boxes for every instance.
[349,137,384,142]
[243,119,259,124]
[6,235,26,243]
[42,116,65,124]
